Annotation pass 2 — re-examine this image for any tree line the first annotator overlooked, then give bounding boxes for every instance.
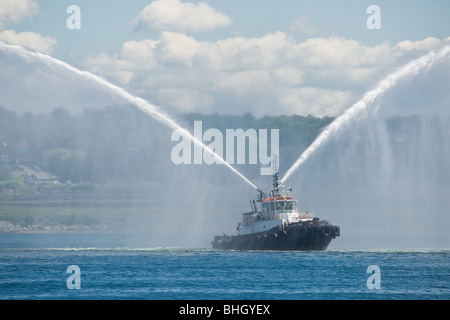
[0,105,334,187]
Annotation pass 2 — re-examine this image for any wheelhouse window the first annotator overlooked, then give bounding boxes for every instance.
[275,201,284,210]
[285,201,294,210]
[243,214,252,226]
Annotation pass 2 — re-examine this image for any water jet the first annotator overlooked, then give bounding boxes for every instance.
[0,41,258,191]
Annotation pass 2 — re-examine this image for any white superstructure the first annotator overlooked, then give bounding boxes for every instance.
[237,170,313,236]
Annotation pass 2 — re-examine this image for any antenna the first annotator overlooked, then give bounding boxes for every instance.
[272,154,280,190]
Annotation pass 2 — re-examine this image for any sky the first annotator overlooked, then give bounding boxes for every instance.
[0,0,449,117]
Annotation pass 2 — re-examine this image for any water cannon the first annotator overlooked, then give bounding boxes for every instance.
[256,188,263,202]
[272,171,281,190]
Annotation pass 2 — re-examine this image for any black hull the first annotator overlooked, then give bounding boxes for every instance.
[212,222,340,251]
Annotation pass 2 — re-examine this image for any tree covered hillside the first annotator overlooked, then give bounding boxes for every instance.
[0,105,334,190]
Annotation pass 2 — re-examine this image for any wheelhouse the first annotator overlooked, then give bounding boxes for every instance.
[262,195,297,215]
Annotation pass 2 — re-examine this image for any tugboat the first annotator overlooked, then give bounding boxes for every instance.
[211,167,340,251]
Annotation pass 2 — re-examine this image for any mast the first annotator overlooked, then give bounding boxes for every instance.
[272,154,280,192]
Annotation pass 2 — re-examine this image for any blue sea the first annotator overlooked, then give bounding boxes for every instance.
[0,233,448,300]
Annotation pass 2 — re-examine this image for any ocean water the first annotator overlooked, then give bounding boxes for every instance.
[0,233,448,300]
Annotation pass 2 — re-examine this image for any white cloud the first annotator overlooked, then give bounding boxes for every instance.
[393,37,443,53]
[291,37,393,68]
[156,31,201,66]
[271,68,304,87]
[82,32,445,117]
[0,0,38,28]
[216,70,272,96]
[194,32,292,72]
[132,0,232,32]
[83,52,135,86]
[121,39,159,68]
[0,30,57,54]
[0,1,56,54]
[279,87,353,116]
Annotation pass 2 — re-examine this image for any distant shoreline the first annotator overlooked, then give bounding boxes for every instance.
[0,220,134,234]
